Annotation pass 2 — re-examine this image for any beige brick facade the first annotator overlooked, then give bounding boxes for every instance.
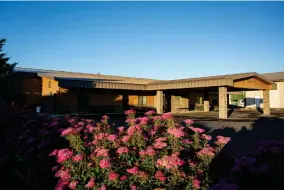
[263,90,270,115]
[204,101,209,112]
[171,95,178,113]
[155,91,164,114]
[204,92,209,112]
[219,87,228,119]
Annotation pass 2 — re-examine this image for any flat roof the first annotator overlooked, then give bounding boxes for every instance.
[262,72,284,82]
[15,67,275,90]
[15,67,160,85]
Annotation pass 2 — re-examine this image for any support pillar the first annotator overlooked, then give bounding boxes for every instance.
[204,92,210,112]
[171,95,178,113]
[219,87,228,119]
[155,91,164,114]
[263,90,270,115]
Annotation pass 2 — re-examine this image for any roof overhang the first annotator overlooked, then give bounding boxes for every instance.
[146,78,234,90]
[19,69,276,91]
[52,74,276,91]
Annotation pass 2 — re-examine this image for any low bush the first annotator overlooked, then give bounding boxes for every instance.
[210,139,284,190]
[129,105,157,113]
[0,105,69,190]
[2,106,283,190]
[50,110,230,190]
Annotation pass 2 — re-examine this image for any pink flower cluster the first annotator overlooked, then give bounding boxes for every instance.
[140,117,149,125]
[154,137,168,149]
[99,159,111,169]
[189,127,205,134]
[125,109,136,115]
[55,167,71,182]
[117,126,125,133]
[184,119,194,125]
[156,153,185,169]
[72,154,83,162]
[109,171,119,180]
[108,134,117,141]
[127,166,139,174]
[100,132,110,140]
[197,147,215,158]
[167,127,185,138]
[94,147,109,157]
[154,170,166,182]
[153,116,162,121]
[145,110,156,116]
[139,146,156,156]
[161,112,173,120]
[56,149,73,163]
[216,136,231,145]
[193,179,201,189]
[102,115,109,120]
[127,125,142,136]
[201,134,212,141]
[85,178,95,188]
[116,147,129,154]
[61,127,78,136]
[125,118,136,125]
[86,124,96,133]
[69,180,78,189]
[182,139,192,144]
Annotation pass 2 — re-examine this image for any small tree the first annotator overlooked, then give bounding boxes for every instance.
[0,39,18,103]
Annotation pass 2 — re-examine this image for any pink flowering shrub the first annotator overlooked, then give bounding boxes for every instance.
[50,110,231,190]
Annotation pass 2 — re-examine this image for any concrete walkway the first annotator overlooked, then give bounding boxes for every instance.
[174,109,284,121]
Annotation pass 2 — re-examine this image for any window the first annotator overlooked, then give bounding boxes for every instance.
[138,96,147,105]
[48,81,52,88]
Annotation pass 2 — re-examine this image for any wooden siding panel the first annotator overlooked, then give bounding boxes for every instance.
[129,95,138,105]
[147,96,155,106]
[42,77,59,96]
[88,92,122,106]
[233,77,270,90]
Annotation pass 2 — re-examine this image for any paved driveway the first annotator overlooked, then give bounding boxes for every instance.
[175,109,284,155]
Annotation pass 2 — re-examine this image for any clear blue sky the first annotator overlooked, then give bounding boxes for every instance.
[1,2,283,80]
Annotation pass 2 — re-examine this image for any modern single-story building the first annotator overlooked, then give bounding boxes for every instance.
[14,67,276,119]
[245,72,284,109]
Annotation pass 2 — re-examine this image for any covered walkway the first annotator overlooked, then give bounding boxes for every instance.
[151,72,275,119]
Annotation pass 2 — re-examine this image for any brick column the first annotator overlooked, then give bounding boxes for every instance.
[263,90,270,115]
[171,95,178,113]
[155,91,164,114]
[219,87,228,119]
[181,95,189,112]
[204,92,210,112]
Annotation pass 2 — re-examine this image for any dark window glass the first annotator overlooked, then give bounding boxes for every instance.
[138,96,147,105]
